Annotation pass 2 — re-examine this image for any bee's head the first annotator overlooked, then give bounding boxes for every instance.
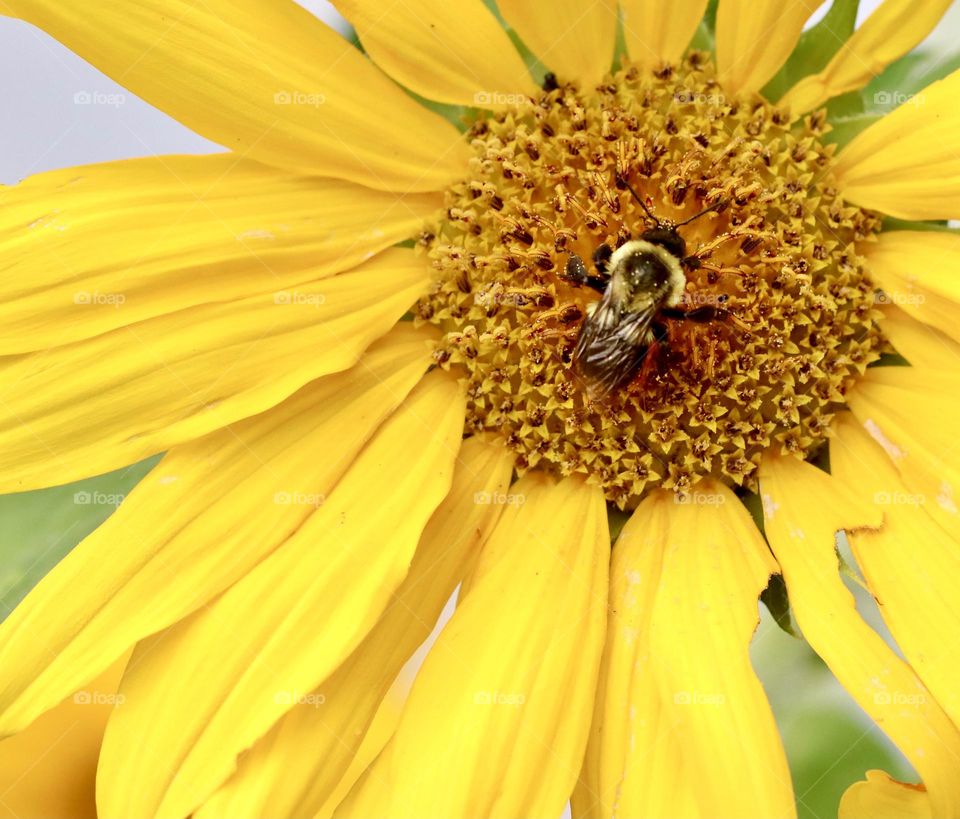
[639,226,686,260]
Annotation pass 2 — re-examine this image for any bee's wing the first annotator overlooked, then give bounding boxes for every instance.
[573,300,660,399]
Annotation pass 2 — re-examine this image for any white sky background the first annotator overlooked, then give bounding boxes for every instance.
[0,0,936,185]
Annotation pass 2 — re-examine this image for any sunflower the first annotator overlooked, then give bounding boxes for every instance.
[1,0,959,816]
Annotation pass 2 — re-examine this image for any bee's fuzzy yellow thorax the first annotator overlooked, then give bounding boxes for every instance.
[608,239,686,308]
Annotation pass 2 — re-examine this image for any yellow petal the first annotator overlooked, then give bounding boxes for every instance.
[863,231,960,347]
[335,472,610,819]
[832,413,960,730]
[620,0,709,67]
[574,491,691,819]
[497,0,617,87]
[0,154,439,354]
[0,247,429,493]
[782,0,953,114]
[0,325,434,738]
[335,0,537,107]
[574,483,794,819]
[316,668,414,819]
[196,435,514,819]
[759,454,960,816]
[834,69,960,220]
[0,652,129,819]
[715,0,820,95]
[848,365,960,537]
[96,369,466,819]
[840,771,932,819]
[3,0,469,191]
[879,305,960,370]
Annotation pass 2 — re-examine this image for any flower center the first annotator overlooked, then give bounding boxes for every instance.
[417,53,884,508]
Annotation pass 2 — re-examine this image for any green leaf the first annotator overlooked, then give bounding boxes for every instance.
[0,457,159,621]
[867,48,960,102]
[835,540,870,594]
[882,216,959,234]
[822,109,882,149]
[763,0,860,102]
[607,506,631,543]
[738,489,766,534]
[689,0,719,52]
[753,611,914,819]
[761,573,802,639]
[869,352,912,368]
[824,46,960,148]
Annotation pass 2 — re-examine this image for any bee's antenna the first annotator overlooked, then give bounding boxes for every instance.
[617,175,661,226]
[673,199,728,228]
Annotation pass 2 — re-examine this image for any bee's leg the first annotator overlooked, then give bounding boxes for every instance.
[638,322,670,375]
[593,243,613,275]
[560,253,608,293]
[636,324,675,408]
[650,320,670,342]
[660,302,729,323]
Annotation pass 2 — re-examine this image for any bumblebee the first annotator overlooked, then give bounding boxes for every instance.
[561,183,730,400]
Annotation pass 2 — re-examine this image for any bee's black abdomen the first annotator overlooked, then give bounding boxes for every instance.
[593,243,613,273]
